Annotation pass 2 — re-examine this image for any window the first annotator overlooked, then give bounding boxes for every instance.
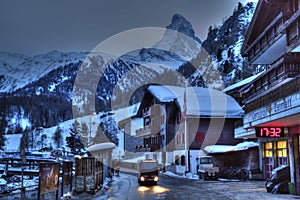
[144,117,151,126]
[277,141,288,166]
[263,142,274,179]
[200,157,212,164]
[180,155,186,166]
[264,142,273,157]
[175,155,180,165]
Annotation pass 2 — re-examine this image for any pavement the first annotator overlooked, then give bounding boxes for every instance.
[67,168,300,200]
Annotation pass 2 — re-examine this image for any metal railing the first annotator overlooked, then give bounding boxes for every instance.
[0,185,38,200]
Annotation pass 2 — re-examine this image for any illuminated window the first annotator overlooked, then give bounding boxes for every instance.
[277,141,287,149]
[277,141,288,166]
[265,142,273,157]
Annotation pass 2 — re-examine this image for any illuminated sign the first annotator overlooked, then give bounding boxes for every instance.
[255,127,284,138]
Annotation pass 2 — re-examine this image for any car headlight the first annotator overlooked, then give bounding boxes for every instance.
[140,176,145,181]
[154,176,159,182]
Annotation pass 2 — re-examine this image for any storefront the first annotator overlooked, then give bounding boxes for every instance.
[238,0,300,194]
[261,139,289,179]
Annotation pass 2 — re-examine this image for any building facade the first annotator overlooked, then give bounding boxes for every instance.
[238,0,300,194]
[124,85,244,175]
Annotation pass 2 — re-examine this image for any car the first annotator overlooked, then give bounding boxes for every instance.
[265,165,290,194]
[137,159,159,185]
[197,156,219,180]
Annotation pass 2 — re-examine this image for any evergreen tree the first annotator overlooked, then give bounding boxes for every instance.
[53,125,63,149]
[38,134,47,149]
[22,131,30,151]
[66,122,85,154]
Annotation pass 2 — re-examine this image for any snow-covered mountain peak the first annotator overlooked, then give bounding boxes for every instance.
[167,14,201,44]
[148,14,203,61]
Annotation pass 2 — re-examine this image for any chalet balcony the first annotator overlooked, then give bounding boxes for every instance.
[242,53,300,103]
[286,9,300,52]
[244,12,287,64]
[245,75,300,113]
[136,125,151,137]
[242,75,300,129]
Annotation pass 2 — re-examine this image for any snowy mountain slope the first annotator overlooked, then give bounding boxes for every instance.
[202,2,257,86]
[0,3,256,137]
[0,51,88,92]
[8,105,136,152]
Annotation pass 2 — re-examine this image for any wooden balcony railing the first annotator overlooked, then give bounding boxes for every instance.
[246,12,286,63]
[243,53,300,102]
[244,75,300,113]
[285,9,300,51]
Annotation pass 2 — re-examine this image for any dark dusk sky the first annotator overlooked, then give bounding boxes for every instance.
[0,0,257,56]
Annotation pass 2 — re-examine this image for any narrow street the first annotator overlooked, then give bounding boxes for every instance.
[89,172,298,200]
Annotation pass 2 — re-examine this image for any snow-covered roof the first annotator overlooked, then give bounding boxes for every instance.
[87,142,116,152]
[112,103,140,123]
[204,141,259,154]
[223,72,263,93]
[148,85,244,118]
[204,145,234,154]
[4,134,22,152]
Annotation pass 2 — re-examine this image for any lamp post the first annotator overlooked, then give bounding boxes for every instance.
[89,112,96,146]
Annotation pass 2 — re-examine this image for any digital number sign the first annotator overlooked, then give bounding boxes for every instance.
[255,127,284,138]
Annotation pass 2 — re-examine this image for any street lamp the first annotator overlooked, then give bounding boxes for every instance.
[89,112,96,146]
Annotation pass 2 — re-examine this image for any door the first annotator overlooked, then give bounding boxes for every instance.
[264,142,274,179]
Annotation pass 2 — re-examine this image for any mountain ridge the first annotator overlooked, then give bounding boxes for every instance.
[0,2,257,136]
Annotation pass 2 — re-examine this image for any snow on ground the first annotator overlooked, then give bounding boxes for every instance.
[4,134,22,152]
[0,178,7,185]
[164,171,199,180]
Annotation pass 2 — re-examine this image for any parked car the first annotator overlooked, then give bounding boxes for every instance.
[265,165,290,194]
[197,156,219,180]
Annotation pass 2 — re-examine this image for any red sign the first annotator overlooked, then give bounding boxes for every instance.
[195,132,204,143]
[255,127,284,138]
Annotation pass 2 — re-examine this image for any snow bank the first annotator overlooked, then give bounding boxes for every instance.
[164,171,199,180]
[0,178,7,186]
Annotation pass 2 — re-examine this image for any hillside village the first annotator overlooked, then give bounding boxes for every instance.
[1,0,300,199]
